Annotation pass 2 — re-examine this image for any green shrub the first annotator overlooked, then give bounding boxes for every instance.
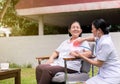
[9,63,21,68]
[9,63,32,68]
[22,64,32,68]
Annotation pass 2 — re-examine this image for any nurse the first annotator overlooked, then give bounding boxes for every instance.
[73,19,120,84]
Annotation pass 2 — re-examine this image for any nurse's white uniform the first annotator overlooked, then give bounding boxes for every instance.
[86,35,120,84]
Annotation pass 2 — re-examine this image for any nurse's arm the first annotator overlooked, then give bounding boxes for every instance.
[70,50,92,58]
[76,52,104,67]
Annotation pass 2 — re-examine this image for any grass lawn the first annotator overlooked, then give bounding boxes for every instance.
[0,68,36,84]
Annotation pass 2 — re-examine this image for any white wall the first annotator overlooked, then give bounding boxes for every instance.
[0,32,120,67]
[0,35,69,67]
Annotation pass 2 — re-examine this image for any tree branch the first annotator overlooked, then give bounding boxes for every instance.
[0,0,11,22]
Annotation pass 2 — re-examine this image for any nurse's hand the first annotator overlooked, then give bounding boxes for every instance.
[73,51,84,58]
[73,38,85,47]
[69,51,81,58]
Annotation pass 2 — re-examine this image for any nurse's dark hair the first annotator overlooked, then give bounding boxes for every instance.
[68,21,82,37]
[92,18,110,34]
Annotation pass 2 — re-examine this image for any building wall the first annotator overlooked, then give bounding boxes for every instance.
[0,32,120,68]
[16,0,110,9]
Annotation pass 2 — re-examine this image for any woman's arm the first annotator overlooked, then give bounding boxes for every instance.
[46,51,59,64]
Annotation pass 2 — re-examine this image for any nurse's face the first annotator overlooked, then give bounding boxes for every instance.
[91,24,98,37]
[69,22,82,38]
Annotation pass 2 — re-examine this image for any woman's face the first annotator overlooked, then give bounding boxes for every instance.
[69,22,82,38]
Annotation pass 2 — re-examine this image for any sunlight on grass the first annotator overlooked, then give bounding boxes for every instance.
[89,66,98,77]
[21,68,36,84]
[0,68,36,84]
[0,78,14,84]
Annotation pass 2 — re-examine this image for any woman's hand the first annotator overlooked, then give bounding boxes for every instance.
[46,59,54,64]
[69,51,80,58]
[72,50,87,58]
[74,51,83,58]
[46,51,58,64]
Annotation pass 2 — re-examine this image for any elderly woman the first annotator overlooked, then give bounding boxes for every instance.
[73,19,120,84]
[36,21,92,84]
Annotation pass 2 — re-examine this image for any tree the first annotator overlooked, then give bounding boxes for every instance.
[0,0,38,36]
[0,0,11,22]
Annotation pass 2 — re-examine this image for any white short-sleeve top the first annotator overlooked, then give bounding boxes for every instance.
[51,37,90,72]
[95,35,120,78]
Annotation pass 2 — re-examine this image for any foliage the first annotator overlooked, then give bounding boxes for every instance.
[22,63,32,68]
[9,63,32,68]
[10,17,38,36]
[110,25,120,32]
[0,0,38,36]
[9,63,21,68]
[44,24,68,35]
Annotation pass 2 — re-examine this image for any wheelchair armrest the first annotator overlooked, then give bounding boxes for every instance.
[63,57,77,61]
[36,56,50,64]
[63,55,95,61]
